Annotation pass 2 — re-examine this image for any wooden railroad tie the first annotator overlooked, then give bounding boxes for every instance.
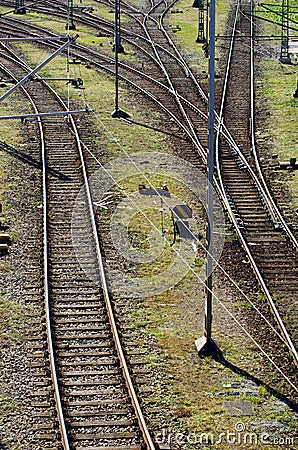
[0,233,10,252]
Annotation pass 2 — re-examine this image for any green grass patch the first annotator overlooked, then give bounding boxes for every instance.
[257,61,298,161]
[256,1,297,28]
[165,0,230,76]
[14,41,171,161]
[0,293,26,344]
[0,105,26,287]
[256,58,298,207]
[0,96,27,225]
[5,5,139,60]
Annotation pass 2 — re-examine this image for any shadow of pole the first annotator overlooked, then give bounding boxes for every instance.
[0,140,71,180]
[200,348,298,412]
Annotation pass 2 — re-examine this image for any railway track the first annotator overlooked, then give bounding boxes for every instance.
[0,48,158,449]
[216,0,298,367]
[0,0,297,446]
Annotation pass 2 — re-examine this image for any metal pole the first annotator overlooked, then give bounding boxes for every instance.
[0,35,78,102]
[111,0,129,118]
[66,0,75,30]
[280,0,291,63]
[115,0,119,112]
[206,0,215,341]
[195,0,219,356]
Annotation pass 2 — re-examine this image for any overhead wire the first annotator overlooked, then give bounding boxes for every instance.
[4,0,295,356]
[68,100,292,366]
[74,122,298,394]
[1,0,295,392]
[87,108,290,351]
[35,0,297,391]
[241,8,298,77]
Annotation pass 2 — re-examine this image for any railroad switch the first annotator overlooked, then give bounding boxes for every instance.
[73,5,94,11]
[34,77,84,88]
[138,185,170,197]
[172,25,181,33]
[96,32,109,38]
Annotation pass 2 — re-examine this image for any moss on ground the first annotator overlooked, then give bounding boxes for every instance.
[164,0,229,76]
[0,3,297,449]
[128,275,298,449]
[250,1,298,214]
[256,58,298,208]
[0,292,25,345]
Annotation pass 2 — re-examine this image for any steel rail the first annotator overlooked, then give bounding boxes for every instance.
[55,93,157,450]
[14,40,157,446]
[214,0,298,367]
[127,0,298,260]
[0,109,90,119]
[154,0,296,237]
[0,36,69,41]
[0,4,209,114]
[146,0,297,245]
[0,58,71,449]
[0,10,191,85]
[0,45,157,448]
[2,2,298,366]
[249,2,298,250]
[0,19,216,150]
[11,0,296,249]
[9,0,212,88]
[138,0,207,155]
[2,7,296,247]
[0,34,201,157]
[0,34,78,102]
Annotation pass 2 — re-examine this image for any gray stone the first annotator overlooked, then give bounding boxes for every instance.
[223,400,255,416]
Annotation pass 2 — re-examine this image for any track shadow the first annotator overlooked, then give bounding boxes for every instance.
[0,223,9,231]
[209,349,298,412]
[0,140,71,181]
[123,118,190,141]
